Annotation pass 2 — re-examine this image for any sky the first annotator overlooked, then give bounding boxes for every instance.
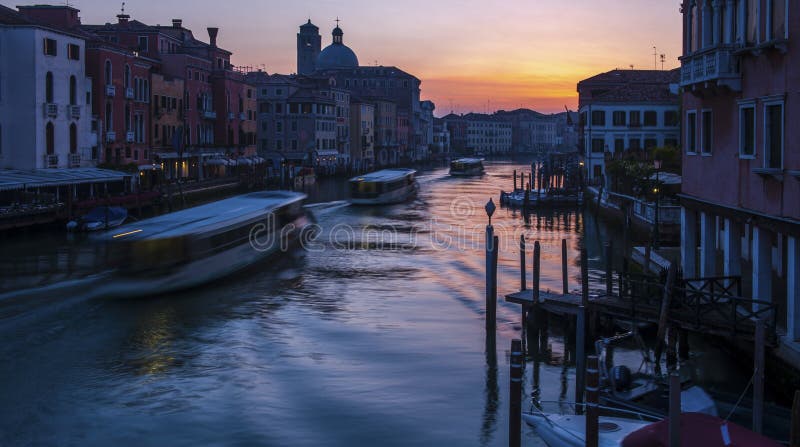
[55,0,682,116]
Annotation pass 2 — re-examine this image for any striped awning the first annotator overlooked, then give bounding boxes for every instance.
[0,168,131,192]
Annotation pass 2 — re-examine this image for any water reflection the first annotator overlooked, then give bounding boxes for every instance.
[481,332,498,447]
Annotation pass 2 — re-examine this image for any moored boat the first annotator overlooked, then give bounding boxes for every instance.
[66,206,128,232]
[348,169,418,205]
[98,191,314,297]
[523,404,654,447]
[449,158,485,176]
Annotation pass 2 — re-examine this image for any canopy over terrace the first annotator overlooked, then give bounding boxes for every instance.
[0,168,131,192]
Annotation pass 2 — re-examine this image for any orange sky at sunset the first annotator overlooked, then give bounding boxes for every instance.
[65,0,683,116]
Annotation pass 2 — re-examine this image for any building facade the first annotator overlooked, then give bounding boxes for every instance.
[463,113,512,155]
[577,69,681,181]
[350,100,375,169]
[679,0,800,348]
[0,5,94,169]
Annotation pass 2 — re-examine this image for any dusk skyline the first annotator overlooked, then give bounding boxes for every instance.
[62,0,683,115]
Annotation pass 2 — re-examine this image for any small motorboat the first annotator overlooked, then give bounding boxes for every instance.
[523,404,654,447]
[349,169,418,205]
[449,158,484,176]
[621,412,783,447]
[66,206,127,232]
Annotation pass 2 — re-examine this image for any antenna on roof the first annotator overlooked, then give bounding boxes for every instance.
[629,64,634,70]
[660,54,666,70]
[121,1,125,14]
[653,45,657,70]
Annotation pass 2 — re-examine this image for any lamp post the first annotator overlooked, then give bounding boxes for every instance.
[652,159,662,250]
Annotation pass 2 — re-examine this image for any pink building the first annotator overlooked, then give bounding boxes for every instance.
[679,0,799,347]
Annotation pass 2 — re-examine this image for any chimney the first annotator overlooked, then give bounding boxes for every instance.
[172,19,182,28]
[207,27,219,47]
[117,13,130,25]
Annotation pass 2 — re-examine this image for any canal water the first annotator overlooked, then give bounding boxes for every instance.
[0,160,786,446]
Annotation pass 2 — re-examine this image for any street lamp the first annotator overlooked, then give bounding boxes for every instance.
[652,159,662,250]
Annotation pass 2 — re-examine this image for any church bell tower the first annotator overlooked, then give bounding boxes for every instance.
[297,20,321,75]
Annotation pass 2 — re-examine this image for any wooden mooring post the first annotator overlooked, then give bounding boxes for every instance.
[485,199,497,332]
[605,241,613,296]
[791,390,800,447]
[561,239,568,294]
[585,355,599,447]
[509,339,522,447]
[513,170,517,191]
[576,246,589,415]
[519,235,526,291]
[669,372,681,447]
[753,318,765,434]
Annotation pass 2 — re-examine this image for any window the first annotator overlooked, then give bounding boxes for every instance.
[276,122,282,132]
[138,36,148,51]
[629,139,641,151]
[644,138,657,149]
[686,111,697,153]
[105,103,113,131]
[664,111,679,126]
[701,110,713,154]
[769,0,786,40]
[614,139,624,152]
[46,122,55,155]
[747,0,758,44]
[69,123,77,154]
[643,111,657,127]
[43,38,57,56]
[105,60,112,86]
[591,138,605,153]
[591,110,605,126]
[629,111,641,127]
[69,75,76,105]
[764,102,783,169]
[612,111,626,126]
[739,105,755,157]
[67,43,80,60]
[45,72,54,103]
[124,65,131,89]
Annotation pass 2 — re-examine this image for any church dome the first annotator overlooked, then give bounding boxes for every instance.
[316,25,358,70]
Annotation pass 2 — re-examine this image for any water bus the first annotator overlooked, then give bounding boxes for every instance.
[449,158,485,176]
[348,169,418,205]
[100,191,314,297]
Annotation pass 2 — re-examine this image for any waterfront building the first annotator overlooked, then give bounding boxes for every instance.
[150,73,184,178]
[577,69,681,181]
[372,99,398,166]
[419,100,435,160]
[441,113,469,155]
[298,21,424,162]
[678,0,800,357]
[461,113,512,155]
[431,119,451,157]
[248,73,345,169]
[0,5,94,169]
[349,99,375,169]
[495,108,560,153]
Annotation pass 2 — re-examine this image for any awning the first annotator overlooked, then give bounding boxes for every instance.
[138,164,162,171]
[155,152,179,159]
[0,168,131,192]
[649,172,682,185]
[236,158,254,165]
[203,158,228,166]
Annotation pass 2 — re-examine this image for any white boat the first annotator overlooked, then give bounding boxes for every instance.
[98,191,314,297]
[523,410,651,447]
[449,158,484,176]
[348,169,418,205]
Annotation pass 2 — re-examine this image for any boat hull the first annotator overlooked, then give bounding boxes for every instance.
[523,412,649,447]
[349,182,419,205]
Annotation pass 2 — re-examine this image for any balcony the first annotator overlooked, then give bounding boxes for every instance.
[125,87,135,99]
[68,153,81,168]
[44,154,59,168]
[106,131,116,142]
[126,131,135,143]
[105,85,115,97]
[680,45,741,92]
[43,103,58,118]
[69,105,81,119]
[203,110,217,120]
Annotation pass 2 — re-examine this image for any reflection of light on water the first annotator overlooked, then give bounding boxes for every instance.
[125,308,178,376]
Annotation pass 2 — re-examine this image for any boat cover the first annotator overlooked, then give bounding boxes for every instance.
[621,412,782,447]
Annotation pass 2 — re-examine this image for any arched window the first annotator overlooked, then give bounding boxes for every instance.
[45,72,54,103]
[124,64,131,89]
[69,123,77,154]
[105,102,113,132]
[46,122,55,155]
[104,60,112,86]
[69,75,77,105]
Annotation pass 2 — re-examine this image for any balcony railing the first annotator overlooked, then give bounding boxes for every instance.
[106,85,116,97]
[44,154,59,168]
[43,103,58,118]
[203,110,217,119]
[68,153,81,168]
[126,131,135,143]
[680,45,741,91]
[106,131,116,142]
[125,87,135,99]
[69,105,81,119]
